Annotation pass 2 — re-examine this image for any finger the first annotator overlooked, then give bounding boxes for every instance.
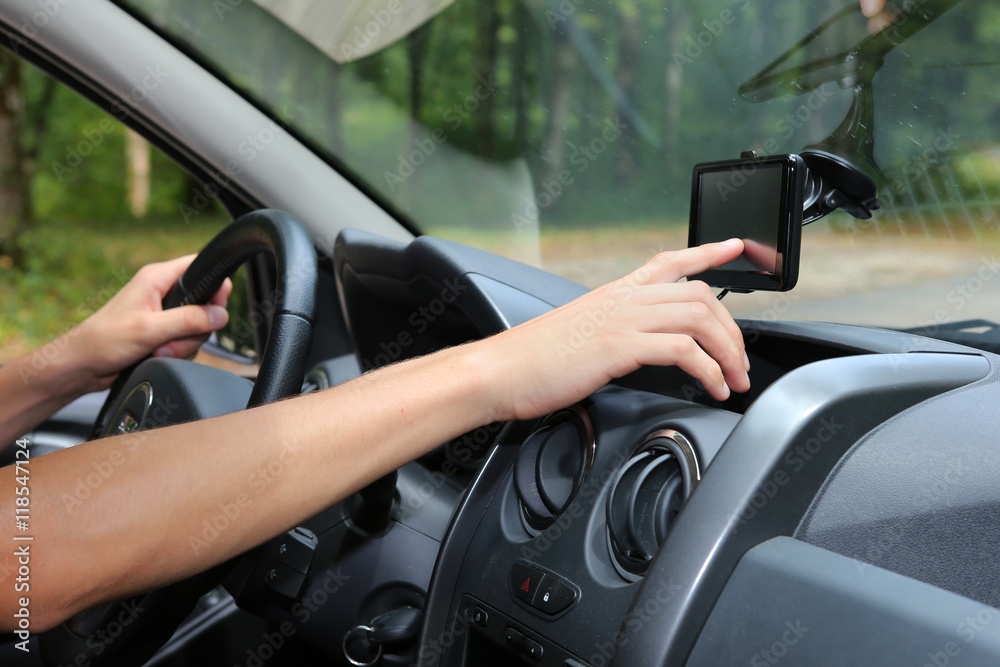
[137,254,198,296]
[153,335,209,360]
[634,280,745,357]
[860,0,886,17]
[638,301,750,393]
[142,304,229,348]
[210,278,234,308]
[632,239,744,285]
[632,333,732,401]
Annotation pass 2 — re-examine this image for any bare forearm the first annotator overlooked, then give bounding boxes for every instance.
[0,239,754,632]
[0,341,493,631]
[0,339,92,447]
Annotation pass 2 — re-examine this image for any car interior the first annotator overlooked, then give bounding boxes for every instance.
[4,0,1000,665]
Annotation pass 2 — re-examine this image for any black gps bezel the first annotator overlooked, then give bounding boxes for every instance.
[687,154,804,292]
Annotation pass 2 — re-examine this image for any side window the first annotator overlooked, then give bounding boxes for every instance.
[206,263,260,365]
[0,56,232,366]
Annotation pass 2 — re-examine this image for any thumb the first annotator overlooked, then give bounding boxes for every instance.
[149,304,229,346]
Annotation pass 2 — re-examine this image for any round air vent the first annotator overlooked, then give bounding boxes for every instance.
[513,406,595,533]
[606,430,700,579]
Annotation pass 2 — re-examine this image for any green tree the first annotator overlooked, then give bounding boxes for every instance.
[0,50,55,267]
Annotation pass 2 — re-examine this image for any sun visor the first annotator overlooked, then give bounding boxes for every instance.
[252,0,455,63]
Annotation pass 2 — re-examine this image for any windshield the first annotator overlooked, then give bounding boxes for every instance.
[119,0,1000,332]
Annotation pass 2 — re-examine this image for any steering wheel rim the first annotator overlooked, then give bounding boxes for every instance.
[39,209,318,667]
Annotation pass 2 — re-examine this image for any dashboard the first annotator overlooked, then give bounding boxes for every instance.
[227,230,1000,666]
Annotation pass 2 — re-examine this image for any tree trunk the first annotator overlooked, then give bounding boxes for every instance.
[126,129,151,218]
[511,0,531,154]
[0,51,29,266]
[539,29,577,188]
[406,22,435,125]
[477,0,501,159]
[663,8,689,182]
[615,5,641,185]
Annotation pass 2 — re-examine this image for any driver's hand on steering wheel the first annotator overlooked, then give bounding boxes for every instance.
[60,255,232,394]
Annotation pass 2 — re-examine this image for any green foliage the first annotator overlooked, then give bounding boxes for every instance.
[2,61,222,358]
[30,77,193,221]
[7,0,1000,360]
[0,215,226,359]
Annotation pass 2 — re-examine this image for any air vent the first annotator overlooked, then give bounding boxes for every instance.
[606,430,700,579]
[513,406,595,533]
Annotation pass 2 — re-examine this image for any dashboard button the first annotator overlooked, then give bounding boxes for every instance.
[504,626,526,650]
[276,527,318,573]
[264,562,306,598]
[532,576,577,615]
[511,562,542,604]
[522,637,544,661]
[505,626,544,662]
[472,606,489,628]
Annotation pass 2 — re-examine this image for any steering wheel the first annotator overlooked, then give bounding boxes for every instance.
[38,209,318,667]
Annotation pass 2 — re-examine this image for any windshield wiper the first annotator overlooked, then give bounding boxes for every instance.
[738,0,964,188]
[738,0,964,104]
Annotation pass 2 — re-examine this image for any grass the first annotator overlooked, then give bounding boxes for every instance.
[0,214,227,362]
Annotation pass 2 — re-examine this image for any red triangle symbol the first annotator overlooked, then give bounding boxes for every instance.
[520,578,531,592]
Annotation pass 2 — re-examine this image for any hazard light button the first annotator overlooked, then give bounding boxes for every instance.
[511,561,542,604]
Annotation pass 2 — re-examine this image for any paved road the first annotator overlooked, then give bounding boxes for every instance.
[727,276,1000,331]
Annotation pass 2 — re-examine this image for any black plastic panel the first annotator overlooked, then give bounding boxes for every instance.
[333,229,588,352]
[798,357,1000,608]
[686,537,1000,666]
[612,352,989,667]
